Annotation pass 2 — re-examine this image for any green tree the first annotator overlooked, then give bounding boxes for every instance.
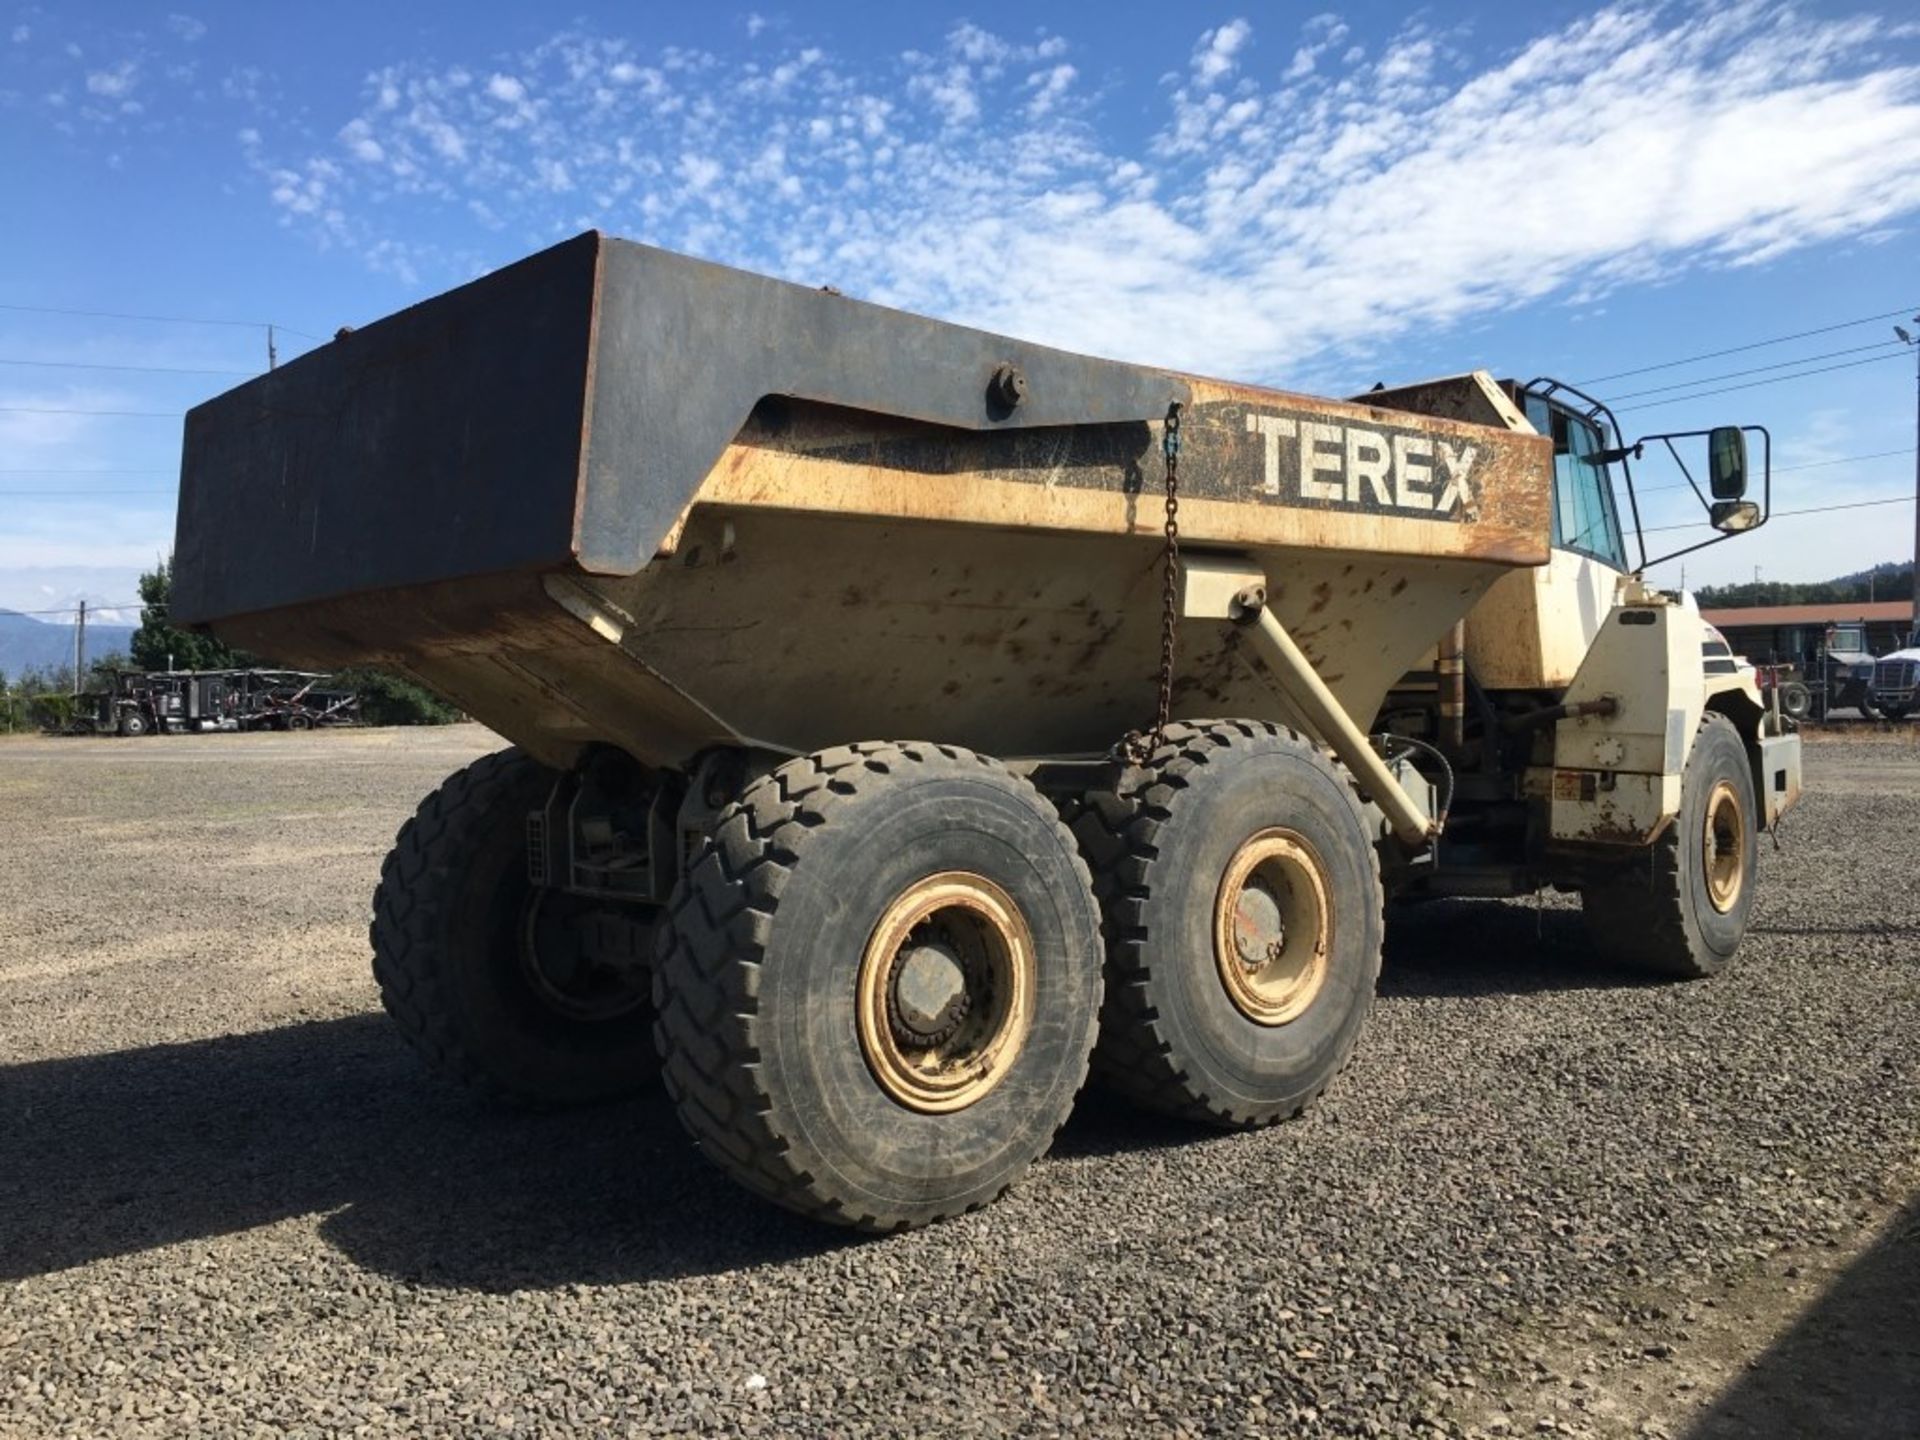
[129,558,255,672]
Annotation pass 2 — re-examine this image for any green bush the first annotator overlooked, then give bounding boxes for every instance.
[338,668,463,726]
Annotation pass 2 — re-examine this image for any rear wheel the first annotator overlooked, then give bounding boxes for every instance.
[1069,720,1384,1129]
[1777,681,1813,722]
[117,711,148,737]
[370,748,658,1106]
[1884,705,1912,722]
[1581,713,1756,979]
[652,742,1103,1231]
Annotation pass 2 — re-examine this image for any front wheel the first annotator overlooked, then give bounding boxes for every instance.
[370,748,658,1106]
[1581,713,1757,979]
[653,742,1103,1231]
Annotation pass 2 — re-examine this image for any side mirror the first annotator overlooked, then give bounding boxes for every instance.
[1709,426,1748,500]
[1710,499,1761,532]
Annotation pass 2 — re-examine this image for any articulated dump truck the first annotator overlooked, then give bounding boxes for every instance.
[174,233,1802,1230]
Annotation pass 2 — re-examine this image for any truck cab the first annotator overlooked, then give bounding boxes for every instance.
[1872,627,1920,720]
[1366,371,1801,913]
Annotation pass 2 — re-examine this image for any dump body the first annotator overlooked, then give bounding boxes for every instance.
[176,232,1551,768]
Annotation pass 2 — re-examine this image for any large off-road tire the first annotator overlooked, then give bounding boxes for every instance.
[652,742,1103,1232]
[1777,681,1812,722]
[1580,713,1757,979]
[1068,720,1384,1129]
[370,748,658,1106]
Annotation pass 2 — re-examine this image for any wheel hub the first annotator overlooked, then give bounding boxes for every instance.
[857,873,1035,1114]
[1702,779,1746,914]
[1213,828,1332,1027]
[1232,879,1288,970]
[887,937,972,1048]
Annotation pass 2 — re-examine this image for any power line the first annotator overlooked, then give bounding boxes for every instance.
[1611,351,1911,413]
[0,467,173,474]
[1634,447,1916,495]
[1773,447,1915,475]
[0,357,257,378]
[0,406,179,417]
[1577,304,1920,385]
[1602,339,1902,403]
[1643,494,1912,534]
[3,602,147,617]
[0,301,322,341]
[0,489,175,497]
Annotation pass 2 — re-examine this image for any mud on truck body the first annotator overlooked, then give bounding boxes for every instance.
[173,234,1802,1230]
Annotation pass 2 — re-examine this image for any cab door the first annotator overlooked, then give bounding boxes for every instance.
[1463,397,1630,689]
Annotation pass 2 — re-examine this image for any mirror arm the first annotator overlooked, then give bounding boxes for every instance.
[1635,425,1773,575]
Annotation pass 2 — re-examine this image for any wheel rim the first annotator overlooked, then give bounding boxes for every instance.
[1213,828,1333,1027]
[518,890,652,1023]
[1701,779,1747,914]
[856,872,1035,1114]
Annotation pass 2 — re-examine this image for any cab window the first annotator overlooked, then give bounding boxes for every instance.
[1524,395,1628,570]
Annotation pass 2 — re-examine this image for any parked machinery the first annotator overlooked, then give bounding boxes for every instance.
[1871,627,1920,720]
[77,668,360,735]
[1756,621,1881,722]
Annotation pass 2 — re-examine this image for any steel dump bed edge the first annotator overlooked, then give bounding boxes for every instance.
[174,231,1192,623]
[172,230,1551,768]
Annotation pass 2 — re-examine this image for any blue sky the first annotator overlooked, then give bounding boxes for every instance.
[4,1,1920,625]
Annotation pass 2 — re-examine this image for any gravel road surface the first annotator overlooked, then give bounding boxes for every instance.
[3,726,1916,1438]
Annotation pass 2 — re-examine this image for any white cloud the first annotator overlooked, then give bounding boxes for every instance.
[486,72,525,104]
[1192,19,1252,86]
[234,7,1920,389]
[339,117,384,163]
[166,14,207,43]
[84,60,136,97]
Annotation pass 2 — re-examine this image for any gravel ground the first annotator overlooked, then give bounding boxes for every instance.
[2,725,1917,1439]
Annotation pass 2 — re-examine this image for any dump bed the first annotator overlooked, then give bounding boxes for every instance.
[175,232,1550,768]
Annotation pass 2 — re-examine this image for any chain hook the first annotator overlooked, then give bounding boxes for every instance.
[1115,400,1184,767]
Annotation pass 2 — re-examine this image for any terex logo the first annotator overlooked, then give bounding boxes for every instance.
[1244,412,1477,517]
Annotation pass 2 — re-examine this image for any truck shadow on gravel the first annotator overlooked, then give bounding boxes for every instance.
[0,1015,856,1291]
[1378,897,1662,996]
[1,900,1663,1290]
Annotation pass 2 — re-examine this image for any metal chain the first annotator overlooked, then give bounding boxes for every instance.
[1117,401,1183,766]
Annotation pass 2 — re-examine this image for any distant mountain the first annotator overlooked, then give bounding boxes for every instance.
[0,610,137,680]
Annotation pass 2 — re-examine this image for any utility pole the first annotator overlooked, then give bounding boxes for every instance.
[268,324,278,371]
[1900,319,1920,644]
[71,599,86,695]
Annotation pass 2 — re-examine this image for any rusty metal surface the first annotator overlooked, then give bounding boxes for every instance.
[697,381,1548,566]
[576,239,1191,577]
[1353,372,1534,434]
